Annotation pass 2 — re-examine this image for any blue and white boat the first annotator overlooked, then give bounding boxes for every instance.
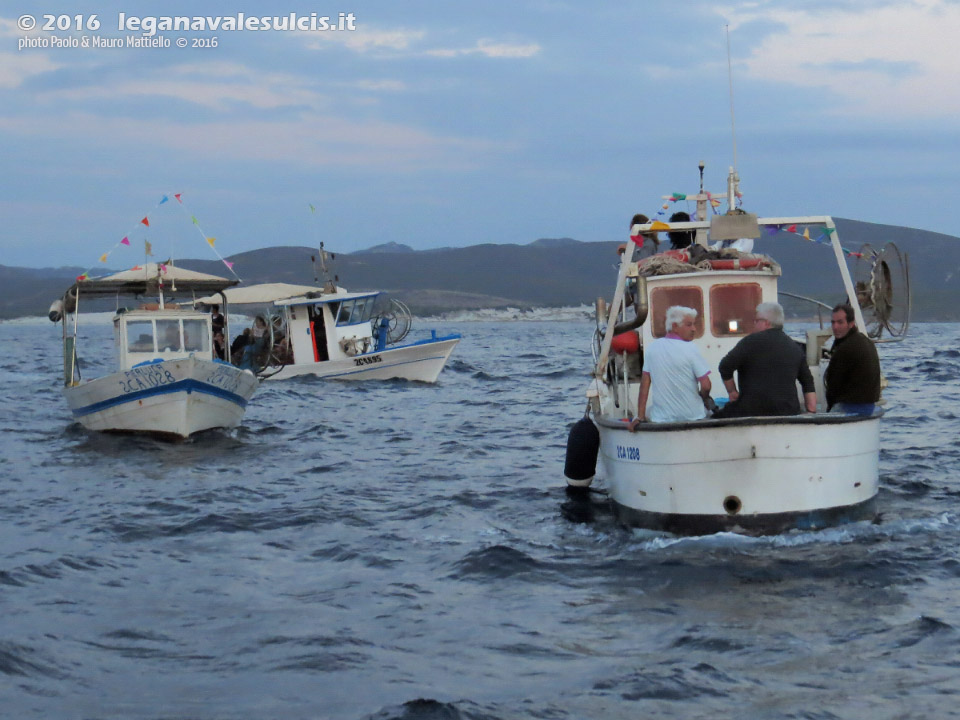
[201,281,461,383]
[51,263,258,439]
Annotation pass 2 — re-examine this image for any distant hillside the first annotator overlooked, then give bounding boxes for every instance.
[3,218,957,320]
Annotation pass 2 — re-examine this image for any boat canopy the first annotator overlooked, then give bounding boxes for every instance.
[275,290,380,308]
[69,263,237,297]
[196,282,326,306]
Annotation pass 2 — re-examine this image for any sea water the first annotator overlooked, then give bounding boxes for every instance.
[1,318,959,719]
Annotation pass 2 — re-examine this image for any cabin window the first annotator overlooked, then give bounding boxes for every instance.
[710,283,763,336]
[650,287,704,338]
[335,297,377,326]
[156,319,181,351]
[182,319,210,352]
[126,321,155,352]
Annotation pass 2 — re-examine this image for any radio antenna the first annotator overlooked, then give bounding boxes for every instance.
[726,24,738,171]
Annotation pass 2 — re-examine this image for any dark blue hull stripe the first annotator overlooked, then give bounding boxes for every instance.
[71,379,249,417]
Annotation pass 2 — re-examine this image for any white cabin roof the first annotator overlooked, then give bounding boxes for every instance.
[196,282,326,306]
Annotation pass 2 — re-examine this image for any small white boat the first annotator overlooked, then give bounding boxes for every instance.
[564,167,909,535]
[200,280,460,383]
[51,263,259,439]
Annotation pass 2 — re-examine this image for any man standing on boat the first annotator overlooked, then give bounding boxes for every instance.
[714,302,817,417]
[631,306,712,426]
[824,303,881,415]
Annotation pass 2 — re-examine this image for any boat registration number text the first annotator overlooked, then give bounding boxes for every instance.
[353,354,382,367]
[616,445,641,461]
[118,365,176,393]
[203,365,246,394]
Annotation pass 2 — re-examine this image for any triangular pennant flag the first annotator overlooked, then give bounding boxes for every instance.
[159,264,167,273]
[191,215,199,225]
[141,217,149,227]
[309,203,316,213]
[671,193,686,201]
[803,228,810,240]
[120,236,130,246]
[99,253,108,263]
[650,221,670,231]
[661,204,669,210]
[159,195,169,205]
[710,198,721,207]
[76,273,88,282]
[823,227,836,235]
[175,193,182,203]
[224,260,234,269]
[786,224,797,233]
[207,237,216,247]
[145,241,153,256]
[630,234,644,248]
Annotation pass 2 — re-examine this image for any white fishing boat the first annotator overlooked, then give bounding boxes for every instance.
[564,166,910,535]
[198,279,460,383]
[51,263,259,439]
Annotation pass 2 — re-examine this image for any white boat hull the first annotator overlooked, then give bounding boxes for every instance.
[263,337,460,383]
[596,413,880,534]
[64,357,258,439]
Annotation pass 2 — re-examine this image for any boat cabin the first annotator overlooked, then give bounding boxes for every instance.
[276,290,381,364]
[115,308,214,371]
[639,268,780,376]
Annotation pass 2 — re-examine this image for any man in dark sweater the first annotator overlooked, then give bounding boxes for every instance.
[824,303,881,415]
[714,302,817,417]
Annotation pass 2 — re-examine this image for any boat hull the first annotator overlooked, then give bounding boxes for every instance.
[64,357,258,439]
[596,413,881,535]
[263,337,460,383]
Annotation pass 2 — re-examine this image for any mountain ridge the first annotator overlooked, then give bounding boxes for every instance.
[2,218,956,320]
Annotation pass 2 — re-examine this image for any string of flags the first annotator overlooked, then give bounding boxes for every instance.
[767,223,868,259]
[75,193,241,283]
[630,197,870,261]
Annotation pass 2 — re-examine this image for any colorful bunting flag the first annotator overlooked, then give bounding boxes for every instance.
[191,215,199,225]
[175,193,182,203]
[309,203,316,213]
[76,273,88,282]
[803,228,810,240]
[224,260,234,269]
[159,195,169,205]
[141,217,149,227]
[120,236,130,246]
[99,253,108,263]
[650,221,670,231]
[207,237,216,247]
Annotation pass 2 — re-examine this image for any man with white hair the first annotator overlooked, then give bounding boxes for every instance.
[632,305,712,425]
[715,302,817,417]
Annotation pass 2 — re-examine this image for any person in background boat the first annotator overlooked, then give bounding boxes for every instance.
[210,304,225,360]
[239,316,269,371]
[230,328,251,365]
[714,302,817,418]
[824,303,881,415]
[162,324,180,352]
[629,213,660,258]
[630,305,712,428]
[668,211,695,249]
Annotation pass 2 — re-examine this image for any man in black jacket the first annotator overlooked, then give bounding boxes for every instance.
[714,302,817,417]
[824,303,881,415]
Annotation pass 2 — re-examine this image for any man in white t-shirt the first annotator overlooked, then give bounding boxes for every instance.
[631,305,712,426]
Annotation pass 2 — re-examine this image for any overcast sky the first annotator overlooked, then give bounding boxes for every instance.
[2,0,957,270]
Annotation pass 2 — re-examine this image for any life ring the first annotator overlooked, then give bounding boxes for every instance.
[707,257,763,270]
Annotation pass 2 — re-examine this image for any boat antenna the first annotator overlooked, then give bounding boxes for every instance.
[699,161,705,193]
[726,24,738,172]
